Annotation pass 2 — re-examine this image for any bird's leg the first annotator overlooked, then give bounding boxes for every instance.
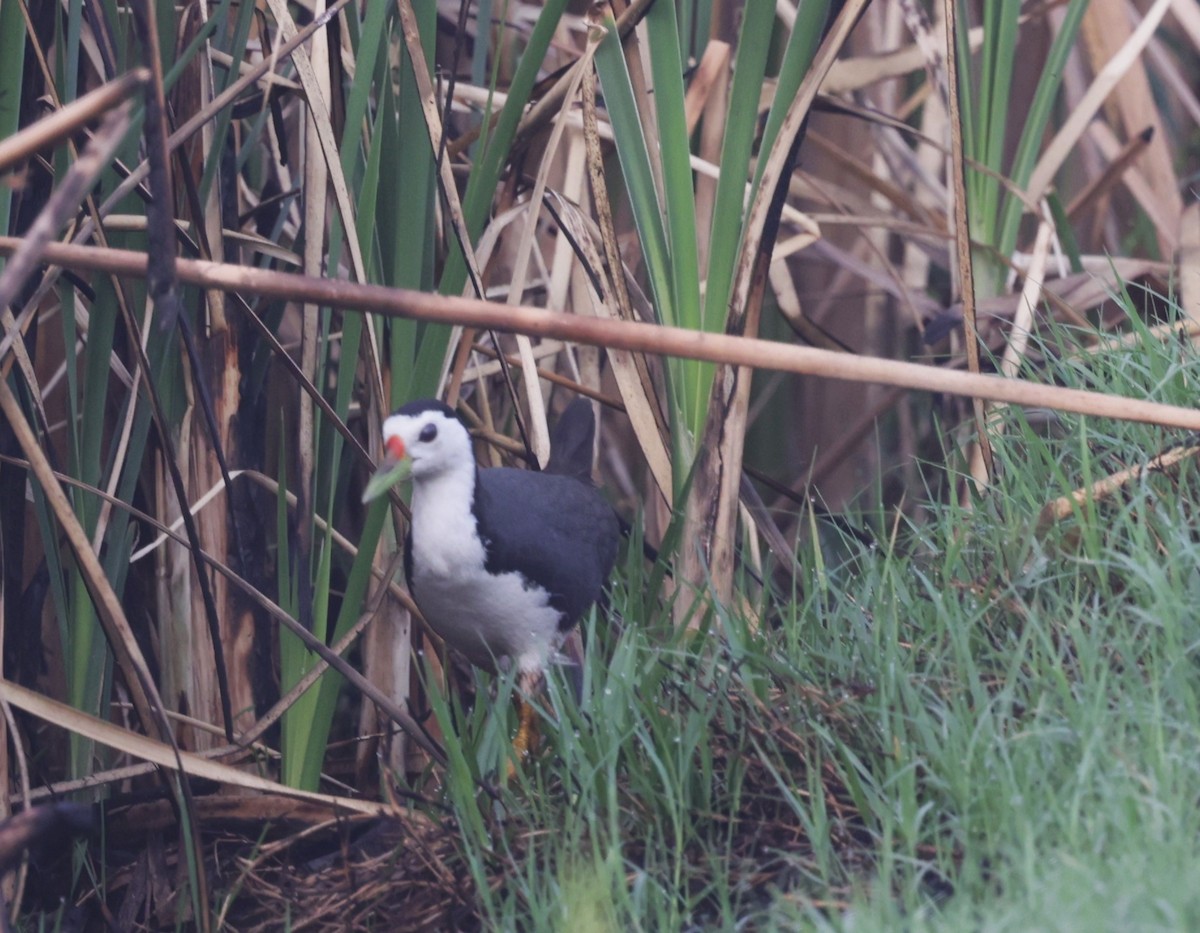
[511,670,544,763]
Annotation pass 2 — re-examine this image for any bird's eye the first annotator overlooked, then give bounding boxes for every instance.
[419,423,438,443]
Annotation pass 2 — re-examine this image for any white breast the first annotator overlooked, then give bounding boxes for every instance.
[408,466,564,674]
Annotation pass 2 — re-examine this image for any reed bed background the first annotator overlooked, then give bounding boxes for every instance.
[0,0,1198,927]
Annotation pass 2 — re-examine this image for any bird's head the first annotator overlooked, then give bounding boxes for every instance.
[362,400,473,502]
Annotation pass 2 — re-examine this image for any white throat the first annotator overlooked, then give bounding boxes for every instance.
[409,459,483,577]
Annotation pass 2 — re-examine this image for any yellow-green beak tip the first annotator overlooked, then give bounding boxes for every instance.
[362,455,411,503]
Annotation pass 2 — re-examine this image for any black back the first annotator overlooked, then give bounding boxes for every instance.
[475,468,620,630]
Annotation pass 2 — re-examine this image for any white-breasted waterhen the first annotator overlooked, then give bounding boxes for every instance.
[362,398,620,762]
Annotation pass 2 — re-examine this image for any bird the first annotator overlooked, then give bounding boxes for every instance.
[362,397,620,763]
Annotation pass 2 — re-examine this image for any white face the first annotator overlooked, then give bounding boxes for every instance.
[381,406,473,480]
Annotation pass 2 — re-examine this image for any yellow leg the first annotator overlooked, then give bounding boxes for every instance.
[512,694,539,760]
[508,671,543,776]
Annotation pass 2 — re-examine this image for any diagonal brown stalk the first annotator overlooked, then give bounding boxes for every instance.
[10,238,1200,433]
[942,0,992,483]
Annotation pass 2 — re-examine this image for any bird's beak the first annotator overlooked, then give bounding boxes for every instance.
[362,435,412,503]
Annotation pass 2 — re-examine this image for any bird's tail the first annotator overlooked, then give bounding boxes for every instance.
[544,397,596,482]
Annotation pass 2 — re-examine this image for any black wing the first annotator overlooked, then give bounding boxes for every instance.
[475,468,620,630]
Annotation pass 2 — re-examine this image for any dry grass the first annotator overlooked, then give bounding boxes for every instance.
[0,0,1197,926]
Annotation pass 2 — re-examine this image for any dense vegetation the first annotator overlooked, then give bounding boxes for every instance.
[0,0,1197,928]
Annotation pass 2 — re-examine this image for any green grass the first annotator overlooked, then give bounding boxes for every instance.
[7,2,1196,927]
[955,0,1088,295]
[426,307,1200,930]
